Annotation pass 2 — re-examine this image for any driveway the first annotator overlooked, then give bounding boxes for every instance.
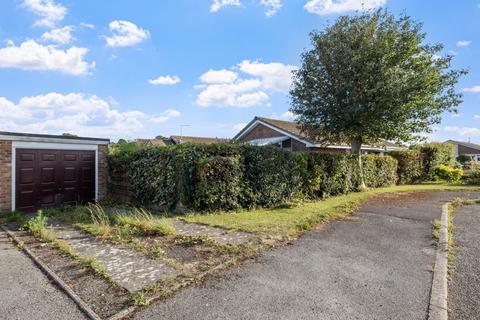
[448,202,480,320]
[133,191,480,320]
[0,230,87,320]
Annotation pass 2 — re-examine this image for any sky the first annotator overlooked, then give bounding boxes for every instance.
[0,0,479,142]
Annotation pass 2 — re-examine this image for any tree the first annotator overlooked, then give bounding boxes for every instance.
[290,9,466,189]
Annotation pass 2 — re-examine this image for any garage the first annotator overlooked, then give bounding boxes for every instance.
[0,132,109,212]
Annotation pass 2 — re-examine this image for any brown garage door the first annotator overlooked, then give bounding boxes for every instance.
[16,149,96,212]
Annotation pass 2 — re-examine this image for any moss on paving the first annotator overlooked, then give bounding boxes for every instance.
[183,184,480,237]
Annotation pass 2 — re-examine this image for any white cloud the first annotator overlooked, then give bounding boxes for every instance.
[238,60,296,92]
[474,115,480,119]
[195,60,295,107]
[41,26,74,44]
[233,122,247,131]
[196,78,268,107]
[304,0,386,15]
[463,85,480,93]
[281,111,297,119]
[105,20,150,47]
[0,93,153,138]
[22,0,67,28]
[444,126,480,137]
[260,0,282,16]
[0,40,94,75]
[210,0,242,12]
[456,40,471,47]
[200,69,238,84]
[148,75,181,85]
[150,108,181,123]
[79,22,95,29]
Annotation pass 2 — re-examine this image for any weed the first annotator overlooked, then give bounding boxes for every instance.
[131,292,149,306]
[0,211,25,225]
[87,203,111,226]
[432,220,441,243]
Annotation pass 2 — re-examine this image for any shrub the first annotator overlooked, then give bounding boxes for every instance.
[240,145,302,207]
[433,164,463,183]
[414,143,455,180]
[194,156,243,211]
[388,150,424,184]
[457,154,471,166]
[363,155,398,187]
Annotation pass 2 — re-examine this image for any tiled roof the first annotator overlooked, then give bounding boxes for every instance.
[170,135,230,144]
[445,140,480,151]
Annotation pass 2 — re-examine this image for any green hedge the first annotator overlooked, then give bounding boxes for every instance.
[388,150,424,184]
[414,143,455,180]
[108,143,401,213]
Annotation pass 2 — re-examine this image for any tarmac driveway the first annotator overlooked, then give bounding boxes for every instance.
[134,191,480,320]
[0,230,87,320]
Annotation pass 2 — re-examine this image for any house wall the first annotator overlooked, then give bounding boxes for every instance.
[239,124,284,142]
[0,140,12,212]
[458,144,480,155]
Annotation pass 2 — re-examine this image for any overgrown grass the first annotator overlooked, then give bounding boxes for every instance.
[184,184,480,237]
[78,204,176,241]
[0,211,26,225]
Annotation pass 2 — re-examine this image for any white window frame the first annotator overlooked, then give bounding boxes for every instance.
[11,141,99,211]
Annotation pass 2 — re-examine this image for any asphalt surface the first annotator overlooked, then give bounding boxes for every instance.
[134,191,480,320]
[0,230,87,320]
[449,203,480,320]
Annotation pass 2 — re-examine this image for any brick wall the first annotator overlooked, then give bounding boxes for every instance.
[0,140,12,212]
[97,144,108,200]
[239,124,284,142]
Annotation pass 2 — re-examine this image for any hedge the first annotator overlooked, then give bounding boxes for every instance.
[389,150,424,184]
[414,142,455,180]
[108,143,400,213]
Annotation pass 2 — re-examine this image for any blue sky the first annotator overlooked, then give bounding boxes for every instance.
[0,0,479,142]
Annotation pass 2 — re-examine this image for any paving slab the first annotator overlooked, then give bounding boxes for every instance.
[171,219,255,245]
[0,230,87,320]
[54,229,180,292]
[448,203,480,320]
[134,191,480,320]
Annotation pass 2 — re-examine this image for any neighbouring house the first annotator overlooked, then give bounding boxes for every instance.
[0,131,109,212]
[233,116,404,153]
[445,140,480,161]
[137,135,230,146]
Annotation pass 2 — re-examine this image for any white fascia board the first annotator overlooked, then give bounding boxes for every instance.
[236,120,315,147]
[0,135,107,145]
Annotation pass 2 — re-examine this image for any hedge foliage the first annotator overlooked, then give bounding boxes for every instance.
[108,143,402,213]
[414,142,455,180]
[389,150,424,184]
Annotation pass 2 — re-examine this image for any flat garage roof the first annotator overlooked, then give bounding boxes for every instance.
[0,131,110,144]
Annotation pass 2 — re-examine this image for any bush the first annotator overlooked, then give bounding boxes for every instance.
[241,145,302,207]
[194,156,243,211]
[433,164,463,183]
[363,155,398,187]
[457,154,471,166]
[388,150,424,184]
[414,143,455,180]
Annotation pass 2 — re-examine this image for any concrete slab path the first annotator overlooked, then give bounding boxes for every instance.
[0,230,87,320]
[448,203,480,320]
[54,229,180,292]
[133,191,480,320]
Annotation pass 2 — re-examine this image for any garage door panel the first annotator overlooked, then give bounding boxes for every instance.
[16,149,96,212]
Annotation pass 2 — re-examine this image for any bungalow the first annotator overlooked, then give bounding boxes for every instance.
[445,140,480,161]
[233,116,404,153]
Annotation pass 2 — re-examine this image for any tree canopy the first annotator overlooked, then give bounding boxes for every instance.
[290,9,466,152]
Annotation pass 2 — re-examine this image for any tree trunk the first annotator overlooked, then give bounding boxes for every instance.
[351,138,367,191]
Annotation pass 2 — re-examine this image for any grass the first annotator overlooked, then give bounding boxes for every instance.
[0,211,26,225]
[78,204,176,241]
[183,184,480,237]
